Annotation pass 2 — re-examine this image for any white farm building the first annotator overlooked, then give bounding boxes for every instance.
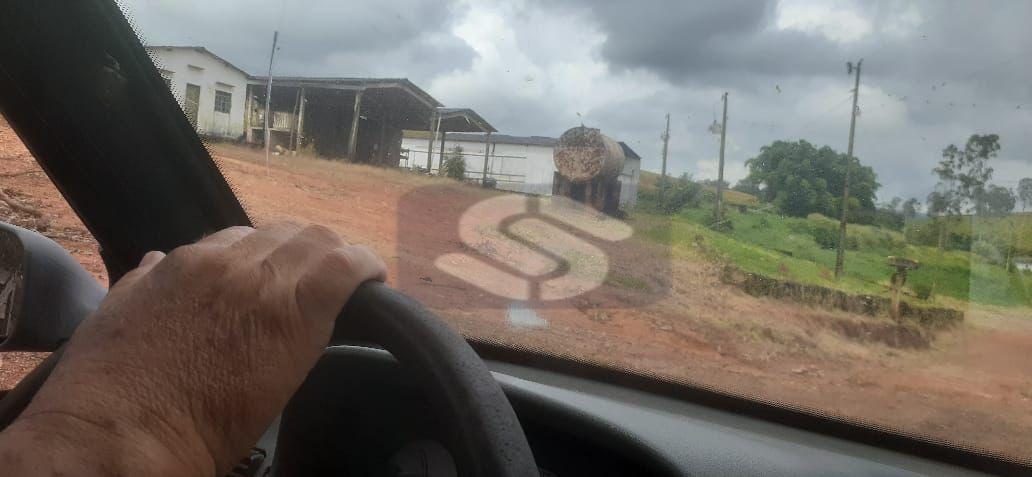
[400,131,641,208]
[146,46,249,140]
[145,45,641,208]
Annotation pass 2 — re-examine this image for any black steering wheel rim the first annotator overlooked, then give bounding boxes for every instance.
[320,282,538,477]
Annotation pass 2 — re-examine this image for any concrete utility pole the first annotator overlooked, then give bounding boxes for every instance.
[439,130,446,172]
[288,87,301,151]
[714,92,728,226]
[426,112,441,172]
[263,31,278,172]
[481,132,492,185]
[295,88,306,152]
[835,59,862,278]
[347,89,364,161]
[660,113,670,194]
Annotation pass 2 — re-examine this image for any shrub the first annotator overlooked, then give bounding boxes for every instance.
[638,174,703,214]
[442,146,466,180]
[972,239,1004,265]
[853,227,905,252]
[904,219,974,251]
[710,208,734,232]
[846,235,860,250]
[856,207,905,231]
[912,282,934,300]
[811,223,839,249]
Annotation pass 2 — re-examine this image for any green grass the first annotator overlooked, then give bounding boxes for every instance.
[634,205,1032,307]
[605,273,651,292]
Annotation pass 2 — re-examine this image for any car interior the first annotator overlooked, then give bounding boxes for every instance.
[0,1,1028,476]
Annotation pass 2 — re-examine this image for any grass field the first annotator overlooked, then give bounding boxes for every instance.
[634,204,1032,307]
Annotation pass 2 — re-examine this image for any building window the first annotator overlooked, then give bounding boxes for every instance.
[214,90,232,114]
[162,76,172,88]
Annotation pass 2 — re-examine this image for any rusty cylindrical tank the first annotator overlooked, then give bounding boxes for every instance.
[553,126,626,183]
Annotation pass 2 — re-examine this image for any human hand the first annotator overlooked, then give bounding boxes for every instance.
[0,221,386,476]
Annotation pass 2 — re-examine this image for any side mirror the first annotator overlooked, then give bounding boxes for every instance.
[0,222,106,351]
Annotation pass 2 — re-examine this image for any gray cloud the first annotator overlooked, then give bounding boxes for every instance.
[119,0,1032,202]
[121,0,475,80]
[524,0,1032,200]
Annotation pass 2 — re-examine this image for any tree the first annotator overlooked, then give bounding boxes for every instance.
[887,196,903,211]
[935,134,999,216]
[983,184,1016,217]
[732,177,763,197]
[926,188,952,250]
[901,198,920,219]
[870,205,904,231]
[442,145,466,180]
[926,190,949,217]
[742,140,879,219]
[931,134,1000,249]
[980,184,1018,269]
[1018,177,1032,212]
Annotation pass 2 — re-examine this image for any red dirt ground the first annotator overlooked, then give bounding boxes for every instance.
[1,121,1031,463]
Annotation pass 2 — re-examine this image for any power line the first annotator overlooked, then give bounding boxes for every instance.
[795,92,855,129]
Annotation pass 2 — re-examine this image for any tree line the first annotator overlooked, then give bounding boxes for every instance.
[729,134,1031,257]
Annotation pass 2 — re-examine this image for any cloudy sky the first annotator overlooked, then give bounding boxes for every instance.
[120,0,1031,203]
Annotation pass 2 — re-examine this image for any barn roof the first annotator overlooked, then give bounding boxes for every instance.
[247,76,442,109]
[145,45,250,77]
[619,142,642,160]
[436,108,496,133]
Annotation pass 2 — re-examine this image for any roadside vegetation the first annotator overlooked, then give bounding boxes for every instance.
[632,135,1032,309]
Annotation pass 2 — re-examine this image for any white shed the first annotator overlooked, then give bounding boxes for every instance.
[401,132,557,196]
[618,142,641,208]
[145,46,249,140]
[400,131,641,207]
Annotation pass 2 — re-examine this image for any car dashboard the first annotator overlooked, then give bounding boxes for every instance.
[246,346,985,477]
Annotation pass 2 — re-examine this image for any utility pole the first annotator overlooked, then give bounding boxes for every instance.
[835,59,862,278]
[263,31,279,173]
[714,92,728,227]
[659,113,670,195]
[426,111,440,172]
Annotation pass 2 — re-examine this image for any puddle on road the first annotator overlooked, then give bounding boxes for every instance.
[507,302,548,329]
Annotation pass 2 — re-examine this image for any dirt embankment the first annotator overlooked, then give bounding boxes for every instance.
[1,127,1032,462]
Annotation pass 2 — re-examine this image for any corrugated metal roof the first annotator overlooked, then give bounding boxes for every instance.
[436,108,496,133]
[245,76,442,108]
[619,142,642,160]
[442,132,558,147]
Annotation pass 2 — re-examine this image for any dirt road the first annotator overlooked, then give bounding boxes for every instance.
[1,126,1031,462]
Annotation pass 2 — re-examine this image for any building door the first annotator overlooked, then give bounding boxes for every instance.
[184,83,200,129]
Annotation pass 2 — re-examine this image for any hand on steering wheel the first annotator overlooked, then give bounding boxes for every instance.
[0,222,537,477]
[0,222,386,476]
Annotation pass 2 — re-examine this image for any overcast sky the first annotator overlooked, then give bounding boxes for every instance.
[121,0,1031,203]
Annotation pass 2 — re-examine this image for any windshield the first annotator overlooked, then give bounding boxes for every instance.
[79,0,1032,461]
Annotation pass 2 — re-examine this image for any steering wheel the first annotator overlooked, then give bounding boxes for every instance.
[0,281,538,477]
